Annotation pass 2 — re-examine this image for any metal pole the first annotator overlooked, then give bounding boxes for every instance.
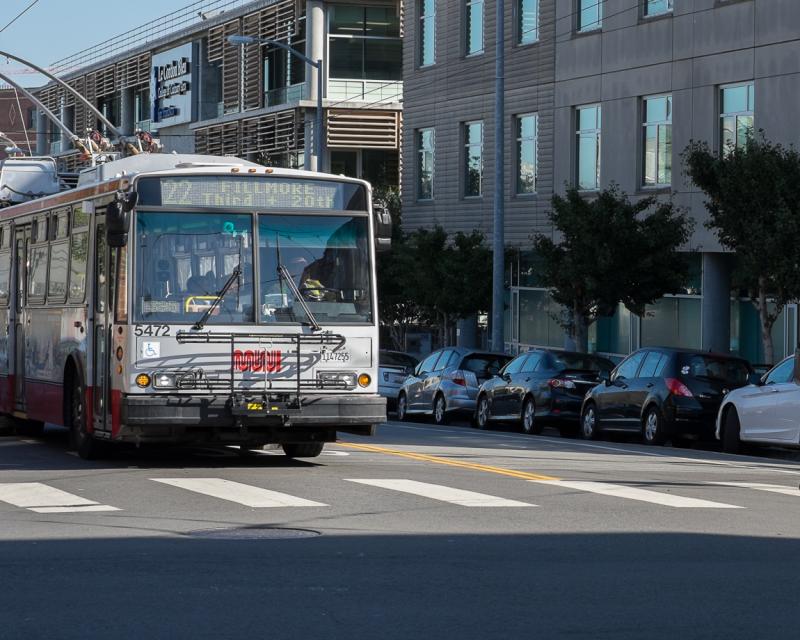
[0,49,123,139]
[491,0,505,353]
[0,70,78,144]
[316,59,323,173]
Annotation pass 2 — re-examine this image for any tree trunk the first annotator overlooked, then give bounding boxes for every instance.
[572,302,589,353]
[756,278,775,366]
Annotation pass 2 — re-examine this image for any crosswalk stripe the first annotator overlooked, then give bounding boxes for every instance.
[151,478,327,508]
[346,479,536,507]
[534,480,743,509]
[30,505,121,514]
[708,481,800,497]
[0,482,120,512]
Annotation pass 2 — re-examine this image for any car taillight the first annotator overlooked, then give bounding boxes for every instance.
[452,376,467,386]
[548,378,576,389]
[665,378,693,397]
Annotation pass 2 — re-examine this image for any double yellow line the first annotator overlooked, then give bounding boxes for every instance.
[337,442,558,481]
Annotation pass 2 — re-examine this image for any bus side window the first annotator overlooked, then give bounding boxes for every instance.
[0,250,11,305]
[27,245,48,302]
[47,240,69,302]
[68,231,89,302]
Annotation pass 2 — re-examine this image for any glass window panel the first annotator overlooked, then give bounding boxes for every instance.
[364,39,402,80]
[658,124,672,185]
[365,7,400,37]
[645,0,673,16]
[28,245,48,299]
[644,125,657,185]
[464,121,483,197]
[330,6,364,34]
[736,115,753,147]
[47,241,68,300]
[578,135,599,190]
[420,0,436,66]
[578,106,598,130]
[69,232,88,301]
[418,128,435,200]
[0,251,10,302]
[646,96,668,122]
[330,38,363,78]
[638,351,663,378]
[722,85,749,114]
[466,0,484,55]
[615,352,645,380]
[519,0,539,44]
[765,358,794,385]
[578,0,601,31]
[747,83,755,111]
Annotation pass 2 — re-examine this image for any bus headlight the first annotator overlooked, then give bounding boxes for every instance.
[153,372,177,389]
[318,371,356,390]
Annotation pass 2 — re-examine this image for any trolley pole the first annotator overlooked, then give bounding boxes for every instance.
[491,0,506,353]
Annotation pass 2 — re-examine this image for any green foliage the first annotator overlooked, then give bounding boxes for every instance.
[532,185,693,350]
[683,134,800,363]
[376,211,492,348]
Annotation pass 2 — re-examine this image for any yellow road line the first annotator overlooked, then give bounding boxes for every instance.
[337,442,559,481]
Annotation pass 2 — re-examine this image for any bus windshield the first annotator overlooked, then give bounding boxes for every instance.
[135,211,255,324]
[134,211,373,325]
[259,214,372,324]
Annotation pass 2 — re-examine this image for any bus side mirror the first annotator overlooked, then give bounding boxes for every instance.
[374,203,392,252]
[107,191,137,248]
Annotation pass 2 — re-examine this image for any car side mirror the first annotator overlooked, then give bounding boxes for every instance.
[747,372,762,386]
[599,370,611,384]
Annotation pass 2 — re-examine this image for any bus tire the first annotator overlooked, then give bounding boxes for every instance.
[282,442,324,458]
[68,375,105,460]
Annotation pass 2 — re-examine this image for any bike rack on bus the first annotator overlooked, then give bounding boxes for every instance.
[175,330,347,422]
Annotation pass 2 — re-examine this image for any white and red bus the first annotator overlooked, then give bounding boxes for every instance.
[0,153,389,459]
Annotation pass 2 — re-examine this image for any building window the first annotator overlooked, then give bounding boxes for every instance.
[643,95,672,187]
[720,83,754,154]
[466,0,484,55]
[576,105,601,190]
[643,0,673,17]
[418,128,435,200]
[517,114,538,194]
[329,6,401,81]
[518,0,539,44]
[464,121,484,197]
[578,0,602,31]
[420,0,436,66]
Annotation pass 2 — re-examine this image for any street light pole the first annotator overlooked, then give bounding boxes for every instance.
[227,34,324,172]
[491,0,505,352]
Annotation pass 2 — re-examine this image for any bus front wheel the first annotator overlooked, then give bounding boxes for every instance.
[282,442,324,458]
[68,376,105,460]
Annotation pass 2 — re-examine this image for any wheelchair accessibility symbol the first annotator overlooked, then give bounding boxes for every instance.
[142,341,160,358]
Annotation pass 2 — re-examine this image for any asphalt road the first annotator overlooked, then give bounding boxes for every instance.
[1,416,799,640]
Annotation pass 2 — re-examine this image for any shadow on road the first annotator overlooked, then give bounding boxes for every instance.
[0,530,796,639]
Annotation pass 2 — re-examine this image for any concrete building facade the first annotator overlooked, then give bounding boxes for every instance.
[402,0,800,363]
[34,0,401,189]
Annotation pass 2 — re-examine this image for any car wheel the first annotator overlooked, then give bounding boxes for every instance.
[721,408,741,454]
[521,398,542,435]
[432,394,448,425]
[642,406,667,446]
[580,403,599,440]
[474,395,491,430]
[396,393,408,421]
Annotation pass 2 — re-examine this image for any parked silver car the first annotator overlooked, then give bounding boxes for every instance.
[378,350,419,411]
[396,347,511,424]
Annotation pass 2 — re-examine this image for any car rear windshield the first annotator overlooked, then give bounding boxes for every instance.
[679,354,751,385]
[380,352,418,368]
[461,354,512,378]
[552,353,614,373]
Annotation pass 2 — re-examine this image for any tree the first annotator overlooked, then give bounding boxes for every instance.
[532,186,693,352]
[683,135,800,364]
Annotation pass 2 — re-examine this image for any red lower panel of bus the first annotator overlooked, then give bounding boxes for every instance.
[111,389,121,438]
[25,381,64,426]
[0,375,14,413]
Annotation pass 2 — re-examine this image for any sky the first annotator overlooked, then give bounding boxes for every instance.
[0,0,209,87]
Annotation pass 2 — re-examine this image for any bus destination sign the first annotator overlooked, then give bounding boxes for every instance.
[137,176,367,211]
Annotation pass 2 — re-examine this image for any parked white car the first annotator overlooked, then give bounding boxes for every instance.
[716,354,800,452]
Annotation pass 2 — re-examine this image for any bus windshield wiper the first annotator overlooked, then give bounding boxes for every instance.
[277,264,322,332]
[193,264,242,331]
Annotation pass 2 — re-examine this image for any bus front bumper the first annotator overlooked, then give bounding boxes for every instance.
[116,393,386,443]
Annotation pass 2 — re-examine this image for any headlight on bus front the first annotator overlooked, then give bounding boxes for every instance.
[318,371,357,390]
[153,372,177,389]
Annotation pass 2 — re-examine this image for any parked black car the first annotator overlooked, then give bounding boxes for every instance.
[580,347,753,445]
[474,349,615,434]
